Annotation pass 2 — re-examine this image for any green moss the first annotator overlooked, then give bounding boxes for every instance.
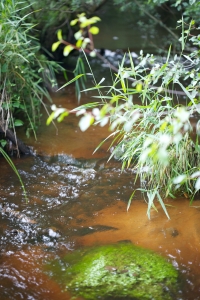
[49,243,179,300]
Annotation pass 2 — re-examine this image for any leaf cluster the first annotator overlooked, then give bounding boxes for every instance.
[52,13,101,58]
[47,19,200,218]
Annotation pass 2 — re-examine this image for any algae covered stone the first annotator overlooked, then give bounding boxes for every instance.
[50,243,179,299]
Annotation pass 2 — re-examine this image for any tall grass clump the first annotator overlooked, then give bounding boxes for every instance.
[0,0,63,199]
[48,18,200,218]
[0,0,61,141]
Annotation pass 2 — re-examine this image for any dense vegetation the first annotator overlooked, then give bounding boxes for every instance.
[47,0,200,216]
[0,0,64,152]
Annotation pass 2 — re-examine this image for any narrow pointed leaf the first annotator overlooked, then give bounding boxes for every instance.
[57,29,62,41]
[52,41,61,52]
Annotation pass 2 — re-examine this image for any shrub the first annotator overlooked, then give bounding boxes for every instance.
[48,18,200,217]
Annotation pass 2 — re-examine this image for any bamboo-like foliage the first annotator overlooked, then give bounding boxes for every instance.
[0,0,63,199]
[0,0,62,139]
[48,19,200,218]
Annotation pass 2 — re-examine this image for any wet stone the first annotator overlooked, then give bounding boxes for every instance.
[47,243,180,300]
[42,227,61,238]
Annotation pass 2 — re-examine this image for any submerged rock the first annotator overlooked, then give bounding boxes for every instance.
[48,243,180,300]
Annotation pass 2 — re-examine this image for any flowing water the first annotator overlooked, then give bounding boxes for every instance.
[1,87,200,299]
[1,5,200,299]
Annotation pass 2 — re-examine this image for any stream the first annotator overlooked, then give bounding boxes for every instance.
[1,87,200,299]
[1,3,200,299]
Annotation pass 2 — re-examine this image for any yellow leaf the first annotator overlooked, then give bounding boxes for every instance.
[70,18,78,26]
[89,26,99,35]
[160,121,168,132]
[80,16,101,28]
[63,45,74,56]
[76,39,83,48]
[89,16,101,23]
[46,112,55,125]
[57,29,62,41]
[136,83,143,92]
[57,111,69,122]
[77,13,86,17]
[52,41,61,52]
[121,79,126,93]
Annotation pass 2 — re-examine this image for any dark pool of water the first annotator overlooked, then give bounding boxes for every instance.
[93,1,178,53]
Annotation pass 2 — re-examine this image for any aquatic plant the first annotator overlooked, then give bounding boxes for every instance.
[47,243,180,299]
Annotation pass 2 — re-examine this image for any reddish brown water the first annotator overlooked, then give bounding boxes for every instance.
[1,90,200,300]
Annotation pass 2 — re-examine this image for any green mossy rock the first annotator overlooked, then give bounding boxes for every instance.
[50,243,179,300]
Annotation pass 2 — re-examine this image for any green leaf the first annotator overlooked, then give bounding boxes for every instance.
[146,190,157,219]
[156,192,170,219]
[89,26,99,35]
[121,79,126,93]
[1,63,7,73]
[127,190,135,211]
[57,29,62,41]
[136,83,143,92]
[63,45,74,56]
[166,44,171,63]
[57,74,84,91]
[176,80,195,103]
[46,112,55,125]
[57,111,69,122]
[0,148,28,202]
[0,139,7,147]
[76,39,83,48]
[181,16,184,51]
[71,102,100,112]
[14,119,24,126]
[52,41,61,52]
[12,102,20,108]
